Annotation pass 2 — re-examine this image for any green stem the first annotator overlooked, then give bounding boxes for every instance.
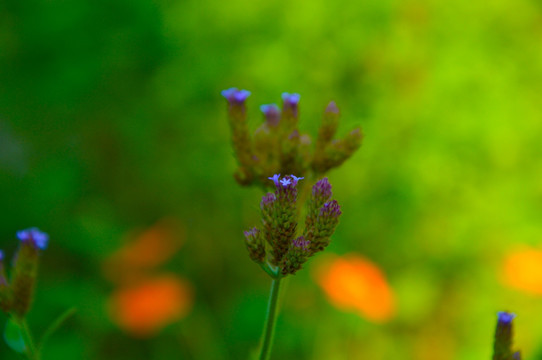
[19,319,39,360]
[38,307,77,351]
[258,277,282,360]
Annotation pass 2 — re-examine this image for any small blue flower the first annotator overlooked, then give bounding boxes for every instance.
[221,88,251,103]
[281,92,301,106]
[497,311,516,324]
[268,174,281,186]
[280,178,291,187]
[17,227,49,250]
[290,175,304,185]
[0,250,3,261]
[260,104,280,116]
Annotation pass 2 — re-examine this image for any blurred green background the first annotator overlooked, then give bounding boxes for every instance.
[1,0,542,359]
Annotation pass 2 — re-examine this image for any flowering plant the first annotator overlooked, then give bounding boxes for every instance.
[1,228,75,360]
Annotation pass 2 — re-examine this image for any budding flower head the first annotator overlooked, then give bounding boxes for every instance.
[17,227,49,250]
[282,92,301,119]
[260,104,281,127]
[221,87,251,104]
[11,228,49,316]
[312,177,332,202]
[493,311,519,360]
[325,101,339,114]
[498,311,515,324]
[243,227,266,264]
[282,92,300,107]
[320,200,342,218]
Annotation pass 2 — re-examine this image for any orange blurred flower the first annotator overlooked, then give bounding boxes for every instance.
[103,217,184,283]
[108,274,193,338]
[313,253,395,322]
[502,247,542,296]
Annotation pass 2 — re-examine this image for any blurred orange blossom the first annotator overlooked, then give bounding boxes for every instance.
[108,274,194,337]
[501,247,542,296]
[313,253,395,322]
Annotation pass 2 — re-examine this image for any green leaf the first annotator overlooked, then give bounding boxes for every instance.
[4,318,26,354]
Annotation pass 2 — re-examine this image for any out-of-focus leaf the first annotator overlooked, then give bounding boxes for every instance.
[4,318,26,354]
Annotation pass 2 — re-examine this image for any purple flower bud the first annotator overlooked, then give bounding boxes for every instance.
[325,101,339,114]
[243,227,265,264]
[221,87,251,104]
[244,227,259,239]
[282,92,301,118]
[293,236,310,250]
[288,129,299,140]
[312,178,332,202]
[498,311,516,324]
[282,92,301,106]
[268,174,281,187]
[261,192,276,210]
[260,104,281,127]
[320,200,342,218]
[513,351,521,360]
[17,227,49,250]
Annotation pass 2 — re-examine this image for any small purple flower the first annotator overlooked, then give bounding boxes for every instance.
[281,92,301,106]
[268,174,281,186]
[0,250,3,261]
[325,101,339,114]
[290,175,304,186]
[260,104,281,127]
[280,178,292,187]
[513,351,521,360]
[497,311,516,324]
[221,87,251,103]
[282,92,301,118]
[17,227,49,250]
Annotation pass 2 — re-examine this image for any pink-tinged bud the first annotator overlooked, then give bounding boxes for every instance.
[281,236,311,275]
[243,227,266,264]
[11,228,49,317]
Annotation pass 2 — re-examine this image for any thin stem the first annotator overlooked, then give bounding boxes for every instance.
[38,307,77,351]
[258,277,282,360]
[18,319,39,360]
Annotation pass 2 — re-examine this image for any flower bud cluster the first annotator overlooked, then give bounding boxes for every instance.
[222,88,362,188]
[0,228,48,317]
[493,311,521,360]
[243,175,341,277]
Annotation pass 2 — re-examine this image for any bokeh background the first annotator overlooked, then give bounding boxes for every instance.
[1,0,542,359]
